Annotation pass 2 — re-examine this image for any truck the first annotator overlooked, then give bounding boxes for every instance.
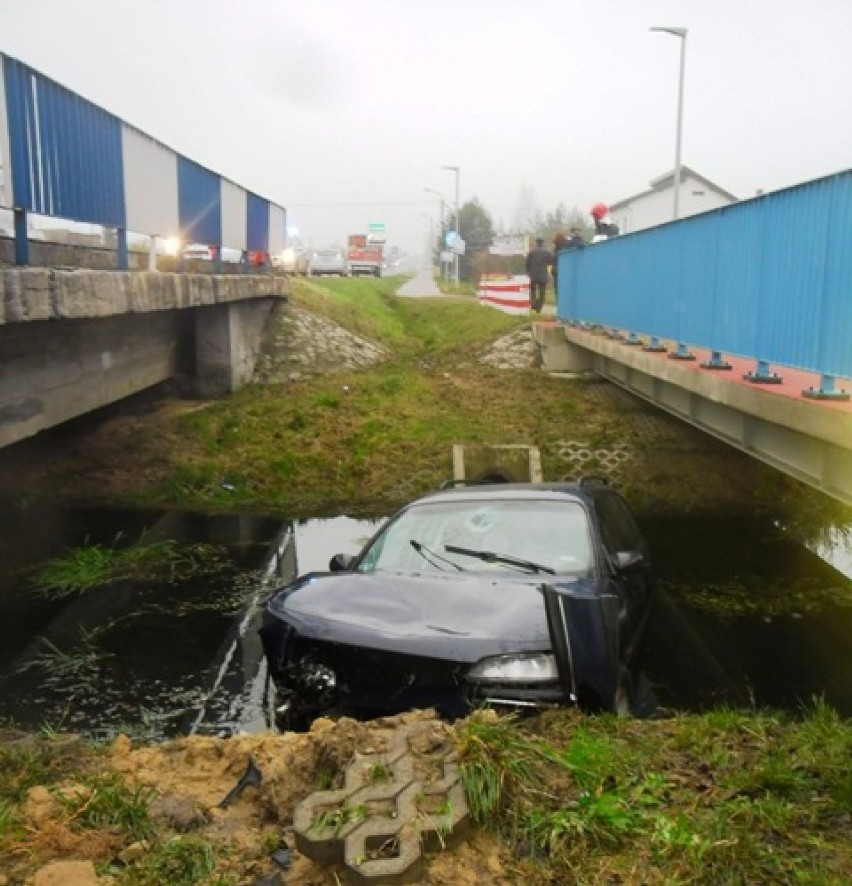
[347,233,384,277]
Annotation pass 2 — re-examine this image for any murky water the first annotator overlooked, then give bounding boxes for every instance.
[0,501,849,739]
[0,503,290,739]
[639,517,852,715]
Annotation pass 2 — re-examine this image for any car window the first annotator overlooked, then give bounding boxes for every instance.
[357,499,593,574]
[595,492,643,555]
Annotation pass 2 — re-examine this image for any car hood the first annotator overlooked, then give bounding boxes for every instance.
[265,570,594,662]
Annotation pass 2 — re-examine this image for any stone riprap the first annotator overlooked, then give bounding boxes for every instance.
[254,303,540,383]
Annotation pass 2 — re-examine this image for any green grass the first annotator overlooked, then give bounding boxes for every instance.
[29,272,849,531]
[111,836,227,886]
[8,273,851,883]
[456,704,852,884]
[31,536,228,598]
[132,282,573,515]
[57,771,155,839]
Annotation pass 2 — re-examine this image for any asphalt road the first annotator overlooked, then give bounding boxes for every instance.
[396,266,443,297]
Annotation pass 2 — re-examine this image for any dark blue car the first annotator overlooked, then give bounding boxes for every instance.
[261,480,655,729]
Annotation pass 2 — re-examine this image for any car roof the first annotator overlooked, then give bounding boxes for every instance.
[408,480,610,508]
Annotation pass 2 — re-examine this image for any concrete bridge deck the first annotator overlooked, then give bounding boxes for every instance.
[0,267,289,449]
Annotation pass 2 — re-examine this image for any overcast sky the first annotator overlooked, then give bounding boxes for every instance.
[1,0,851,255]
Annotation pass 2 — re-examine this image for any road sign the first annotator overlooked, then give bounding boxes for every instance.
[369,223,386,233]
[489,233,528,256]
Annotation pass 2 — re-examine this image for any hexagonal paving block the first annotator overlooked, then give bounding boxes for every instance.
[294,720,470,884]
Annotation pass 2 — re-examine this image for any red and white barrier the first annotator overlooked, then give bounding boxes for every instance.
[477,275,531,315]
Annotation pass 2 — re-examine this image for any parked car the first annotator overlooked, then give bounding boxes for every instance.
[183,243,215,261]
[308,248,349,276]
[260,479,655,730]
[272,237,309,275]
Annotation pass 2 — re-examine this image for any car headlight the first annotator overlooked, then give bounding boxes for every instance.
[468,653,559,684]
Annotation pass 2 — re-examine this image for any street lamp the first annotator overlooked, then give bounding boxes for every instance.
[650,26,687,220]
[441,165,460,285]
[423,188,446,274]
[420,213,434,269]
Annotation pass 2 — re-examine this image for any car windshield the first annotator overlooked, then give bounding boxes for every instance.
[357,498,593,575]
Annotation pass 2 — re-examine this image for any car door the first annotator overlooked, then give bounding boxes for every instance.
[592,490,654,645]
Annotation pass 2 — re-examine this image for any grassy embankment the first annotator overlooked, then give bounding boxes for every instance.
[54,271,826,523]
[1,704,849,884]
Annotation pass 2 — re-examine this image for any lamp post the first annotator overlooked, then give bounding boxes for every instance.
[423,188,446,273]
[442,165,460,285]
[650,26,687,220]
[420,213,433,268]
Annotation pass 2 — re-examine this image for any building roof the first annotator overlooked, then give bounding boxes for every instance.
[609,165,738,210]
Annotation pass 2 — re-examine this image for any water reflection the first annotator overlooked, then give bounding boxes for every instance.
[293,516,381,574]
[809,526,852,580]
[0,503,284,740]
[0,504,848,739]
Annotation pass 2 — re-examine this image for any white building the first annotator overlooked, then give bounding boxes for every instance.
[609,166,738,235]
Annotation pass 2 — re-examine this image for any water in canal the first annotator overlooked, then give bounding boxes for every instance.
[0,500,849,739]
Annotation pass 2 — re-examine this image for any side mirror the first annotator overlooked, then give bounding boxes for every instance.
[329,553,356,572]
[614,550,645,571]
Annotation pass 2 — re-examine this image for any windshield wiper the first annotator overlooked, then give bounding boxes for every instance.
[410,539,465,571]
[444,544,555,574]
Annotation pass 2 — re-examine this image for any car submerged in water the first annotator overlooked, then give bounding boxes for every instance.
[260,479,655,730]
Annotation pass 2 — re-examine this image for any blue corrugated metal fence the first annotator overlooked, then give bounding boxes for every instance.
[1,53,284,265]
[556,170,852,381]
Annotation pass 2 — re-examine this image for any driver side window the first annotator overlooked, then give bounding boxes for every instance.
[596,492,643,558]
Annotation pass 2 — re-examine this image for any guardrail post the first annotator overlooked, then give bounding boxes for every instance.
[117,227,128,270]
[744,359,783,384]
[802,373,850,401]
[668,341,696,361]
[700,349,732,370]
[13,208,29,266]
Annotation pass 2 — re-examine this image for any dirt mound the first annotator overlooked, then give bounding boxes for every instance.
[11,710,511,885]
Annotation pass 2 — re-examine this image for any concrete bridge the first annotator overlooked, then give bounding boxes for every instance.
[534,322,852,508]
[0,266,288,449]
[528,169,852,509]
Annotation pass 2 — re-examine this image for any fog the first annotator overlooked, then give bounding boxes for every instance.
[1,0,850,255]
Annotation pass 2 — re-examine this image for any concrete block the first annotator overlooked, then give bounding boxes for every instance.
[1,269,52,322]
[293,719,470,884]
[532,321,594,372]
[453,442,542,483]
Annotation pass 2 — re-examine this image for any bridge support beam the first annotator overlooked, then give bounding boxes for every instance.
[534,322,594,373]
[194,299,275,397]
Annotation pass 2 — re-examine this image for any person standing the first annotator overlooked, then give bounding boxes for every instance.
[525,237,553,313]
[566,227,586,249]
[590,202,620,242]
[551,233,567,296]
